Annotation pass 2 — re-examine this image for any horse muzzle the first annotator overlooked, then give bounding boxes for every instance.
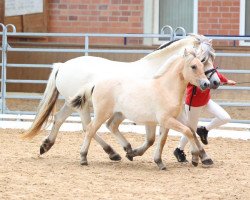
[209,80,220,89]
[199,79,210,91]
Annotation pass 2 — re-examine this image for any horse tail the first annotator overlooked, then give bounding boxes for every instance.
[70,84,95,109]
[21,63,61,139]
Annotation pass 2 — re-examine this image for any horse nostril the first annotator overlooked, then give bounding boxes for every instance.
[204,82,208,88]
[213,80,219,86]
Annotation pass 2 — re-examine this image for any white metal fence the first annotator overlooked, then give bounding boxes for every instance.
[1,24,250,123]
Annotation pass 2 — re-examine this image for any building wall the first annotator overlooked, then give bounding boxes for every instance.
[48,0,144,45]
[0,0,3,23]
[46,0,241,46]
[198,0,240,46]
[0,0,243,46]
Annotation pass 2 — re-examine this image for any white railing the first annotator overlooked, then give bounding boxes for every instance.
[1,24,250,123]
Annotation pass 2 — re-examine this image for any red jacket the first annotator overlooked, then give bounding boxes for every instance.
[185,72,228,107]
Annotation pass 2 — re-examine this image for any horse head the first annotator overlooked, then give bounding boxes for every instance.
[191,34,220,89]
[153,34,220,89]
[183,48,210,91]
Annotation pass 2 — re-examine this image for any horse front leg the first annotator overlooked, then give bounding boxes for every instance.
[106,112,134,161]
[130,125,156,159]
[40,103,73,155]
[79,105,121,161]
[154,128,169,170]
[163,117,200,166]
[190,129,214,167]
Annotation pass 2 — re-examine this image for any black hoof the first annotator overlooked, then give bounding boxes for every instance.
[192,161,198,167]
[80,161,88,166]
[202,158,214,166]
[40,146,46,155]
[126,154,133,161]
[40,139,54,155]
[110,154,122,161]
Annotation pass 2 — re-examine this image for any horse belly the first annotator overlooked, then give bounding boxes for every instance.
[115,87,157,124]
[122,109,157,124]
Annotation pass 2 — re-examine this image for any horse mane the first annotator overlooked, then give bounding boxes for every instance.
[153,54,180,78]
[155,39,180,51]
[143,35,199,61]
[189,34,215,62]
[153,49,197,79]
[145,34,215,64]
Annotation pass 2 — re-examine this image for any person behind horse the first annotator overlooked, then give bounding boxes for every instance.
[174,68,236,162]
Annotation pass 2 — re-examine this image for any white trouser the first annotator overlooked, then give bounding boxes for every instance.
[178,99,231,150]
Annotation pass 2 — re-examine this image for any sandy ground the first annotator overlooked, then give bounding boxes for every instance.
[0,129,249,200]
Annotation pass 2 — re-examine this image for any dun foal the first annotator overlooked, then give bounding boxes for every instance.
[71,49,210,170]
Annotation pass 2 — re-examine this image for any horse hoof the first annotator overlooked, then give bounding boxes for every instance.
[155,159,166,170]
[126,154,133,161]
[40,139,54,155]
[159,165,166,170]
[192,161,198,167]
[202,158,214,167]
[109,153,122,161]
[40,146,46,155]
[80,160,88,165]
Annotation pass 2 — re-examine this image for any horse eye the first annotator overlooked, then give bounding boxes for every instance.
[201,58,206,63]
[191,65,197,70]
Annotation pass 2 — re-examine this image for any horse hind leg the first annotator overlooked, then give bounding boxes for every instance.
[131,125,156,159]
[95,134,122,161]
[80,121,98,165]
[106,112,133,161]
[80,113,112,165]
[40,103,73,155]
[79,105,121,161]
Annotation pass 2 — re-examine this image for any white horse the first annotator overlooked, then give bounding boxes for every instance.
[70,49,210,170]
[22,34,219,162]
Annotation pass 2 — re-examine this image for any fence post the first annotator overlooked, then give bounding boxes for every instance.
[0,24,16,114]
[0,23,7,114]
[85,34,89,56]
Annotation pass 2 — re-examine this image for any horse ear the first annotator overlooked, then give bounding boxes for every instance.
[209,39,213,45]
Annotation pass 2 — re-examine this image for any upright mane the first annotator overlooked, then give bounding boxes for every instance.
[190,34,215,63]
[143,35,199,61]
[155,39,180,51]
[146,34,215,64]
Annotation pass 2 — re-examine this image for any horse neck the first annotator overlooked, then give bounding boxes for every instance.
[141,37,196,67]
[155,59,188,104]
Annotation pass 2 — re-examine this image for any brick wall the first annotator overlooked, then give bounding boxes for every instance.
[198,0,240,46]
[48,0,144,45]
[0,0,3,23]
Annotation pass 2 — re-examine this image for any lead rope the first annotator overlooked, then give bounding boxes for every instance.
[189,86,197,111]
